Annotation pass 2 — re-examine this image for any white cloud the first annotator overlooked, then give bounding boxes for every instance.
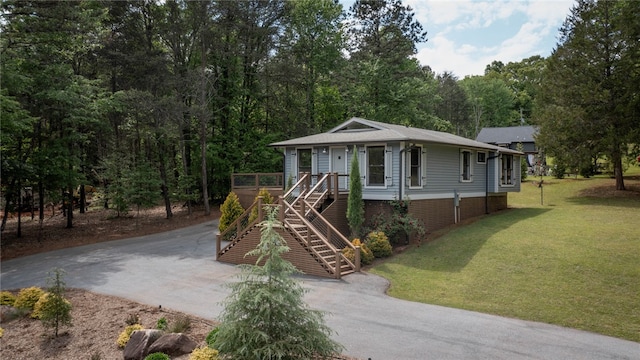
[410,0,574,77]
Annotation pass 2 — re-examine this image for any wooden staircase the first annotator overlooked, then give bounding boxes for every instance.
[217,173,360,278]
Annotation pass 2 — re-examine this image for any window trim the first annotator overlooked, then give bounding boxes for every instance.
[460,149,473,183]
[408,146,427,189]
[500,154,515,187]
[365,144,389,188]
[477,151,487,164]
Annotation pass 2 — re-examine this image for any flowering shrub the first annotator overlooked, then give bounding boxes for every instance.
[117,324,143,348]
[0,291,16,306]
[14,287,45,311]
[342,238,374,265]
[366,231,393,258]
[189,346,220,360]
[368,198,426,244]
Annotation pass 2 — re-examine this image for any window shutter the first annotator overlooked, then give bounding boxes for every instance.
[385,145,393,187]
[421,148,427,188]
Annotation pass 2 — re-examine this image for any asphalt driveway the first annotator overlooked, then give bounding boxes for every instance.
[1,220,638,359]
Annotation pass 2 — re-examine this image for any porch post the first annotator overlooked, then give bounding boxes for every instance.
[355,246,361,272]
[335,252,341,279]
[333,172,339,200]
[278,196,284,223]
[216,233,221,258]
[257,196,263,222]
[327,173,332,198]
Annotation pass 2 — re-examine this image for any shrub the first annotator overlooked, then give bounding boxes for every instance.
[14,287,45,311]
[117,324,143,348]
[0,291,16,306]
[144,353,170,360]
[32,292,72,320]
[368,198,426,245]
[342,238,374,266]
[156,317,168,330]
[205,327,219,348]
[125,313,140,326]
[0,327,4,338]
[219,192,244,233]
[248,188,274,223]
[366,231,393,258]
[189,346,220,360]
[168,314,191,333]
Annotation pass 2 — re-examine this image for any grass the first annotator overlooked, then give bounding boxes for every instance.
[370,165,640,342]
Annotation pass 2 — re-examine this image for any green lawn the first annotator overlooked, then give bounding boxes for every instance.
[370,166,640,342]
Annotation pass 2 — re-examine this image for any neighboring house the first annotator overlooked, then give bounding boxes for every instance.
[217,117,522,278]
[476,125,544,174]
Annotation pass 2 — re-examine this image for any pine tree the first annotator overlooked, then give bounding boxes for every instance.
[214,207,343,359]
[40,268,72,337]
[346,146,364,238]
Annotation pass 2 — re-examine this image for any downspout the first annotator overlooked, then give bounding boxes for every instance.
[485,151,500,214]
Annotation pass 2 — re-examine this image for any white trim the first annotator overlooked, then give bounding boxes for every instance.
[364,143,387,189]
[460,149,474,182]
[477,151,487,164]
[407,145,426,189]
[363,192,487,201]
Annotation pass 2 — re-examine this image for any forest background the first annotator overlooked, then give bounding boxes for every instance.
[2,0,639,231]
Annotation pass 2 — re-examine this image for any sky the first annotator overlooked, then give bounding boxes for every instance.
[343,0,576,78]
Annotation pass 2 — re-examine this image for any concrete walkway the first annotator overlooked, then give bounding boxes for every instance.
[1,221,638,359]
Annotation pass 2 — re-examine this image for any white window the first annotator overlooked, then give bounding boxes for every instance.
[367,146,385,186]
[501,154,514,185]
[477,151,487,164]
[408,146,427,188]
[460,150,473,182]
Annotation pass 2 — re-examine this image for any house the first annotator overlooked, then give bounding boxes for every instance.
[217,117,522,278]
[476,125,544,174]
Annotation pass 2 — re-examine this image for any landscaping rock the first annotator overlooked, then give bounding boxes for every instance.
[147,333,197,357]
[123,329,164,360]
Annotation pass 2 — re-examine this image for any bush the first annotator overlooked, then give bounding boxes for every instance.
[205,327,219,348]
[248,188,274,223]
[219,192,244,233]
[156,317,168,330]
[125,313,140,326]
[31,292,71,320]
[0,291,16,306]
[0,327,4,338]
[366,231,393,258]
[14,287,45,311]
[342,238,374,265]
[168,314,191,333]
[189,346,220,360]
[144,353,170,360]
[117,324,143,348]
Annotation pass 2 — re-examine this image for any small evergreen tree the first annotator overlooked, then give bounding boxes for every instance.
[219,192,244,233]
[346,146,364,238]
[248,188,274,223]
[214,207,343,359]
[40,268,72,337]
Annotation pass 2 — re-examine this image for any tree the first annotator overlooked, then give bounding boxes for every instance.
[435,72,471,136]
[343,0,433,125]
[40,268,72,337]
[460,76,517,137]
[214,207,343,359]
[535,0,640,190]
[347,146,364,238]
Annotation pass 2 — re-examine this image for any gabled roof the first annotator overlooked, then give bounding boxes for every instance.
[476,126,537,144]
[271,117,521,154]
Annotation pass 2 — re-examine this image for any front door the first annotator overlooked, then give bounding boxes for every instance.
[331,147,347,189]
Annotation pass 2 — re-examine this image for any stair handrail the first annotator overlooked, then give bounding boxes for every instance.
[216,197,263,256]
[304,173,331,210]
[281,200,353,274]
[303,200,360,272]
[283,172,310,212]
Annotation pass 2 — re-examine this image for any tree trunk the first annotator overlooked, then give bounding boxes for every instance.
[613,151,625,191]
[79,184,86,214]
[158,152,173,219]
[66,185,74,229]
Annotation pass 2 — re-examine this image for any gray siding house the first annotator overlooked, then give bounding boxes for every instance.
[271,117,522,233]
[476,125,543,174]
